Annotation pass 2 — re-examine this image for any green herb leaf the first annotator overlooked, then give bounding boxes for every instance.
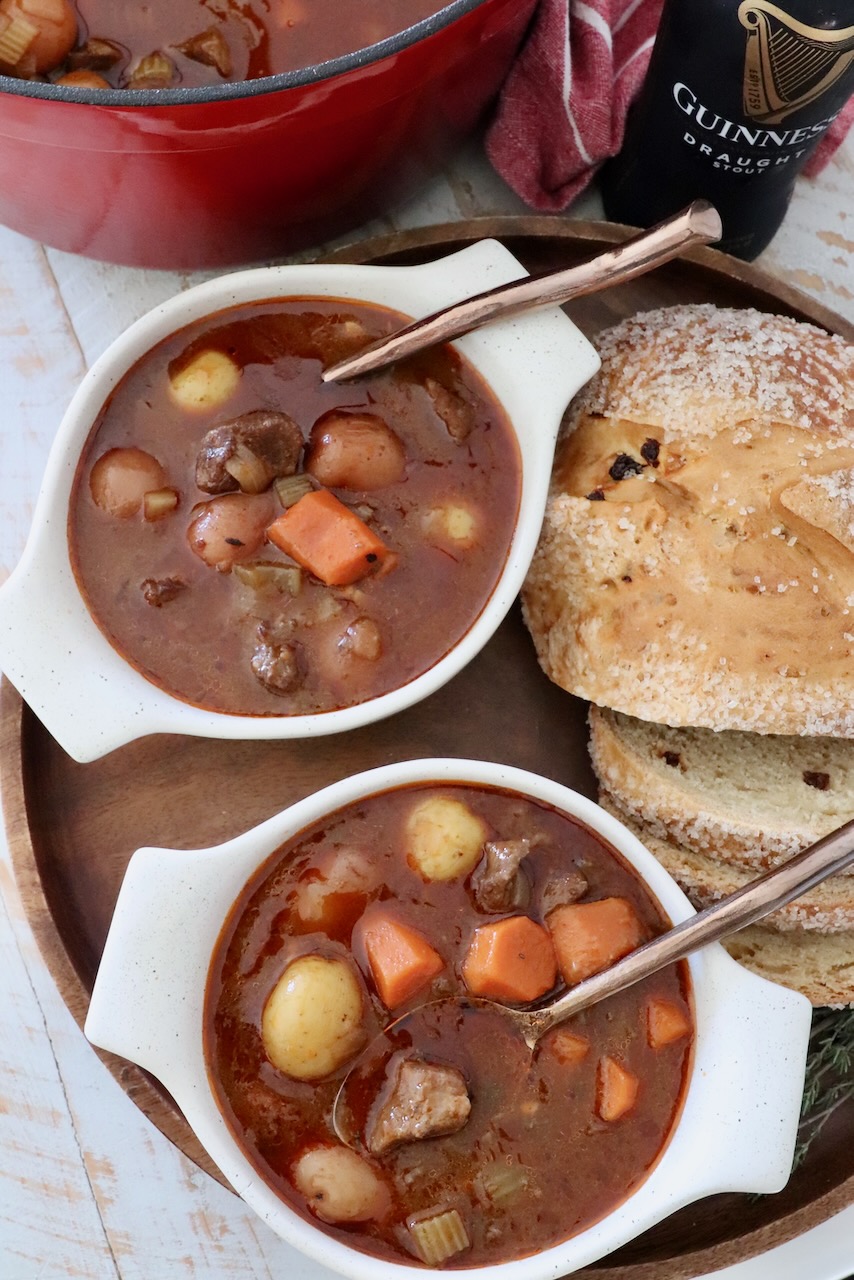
[794,1008,854,1171]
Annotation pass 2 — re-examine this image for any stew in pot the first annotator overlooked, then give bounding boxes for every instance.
[0,0,446,87]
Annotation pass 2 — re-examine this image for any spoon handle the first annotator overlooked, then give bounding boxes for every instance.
[531,816,854,1039]
[322,199,723,382]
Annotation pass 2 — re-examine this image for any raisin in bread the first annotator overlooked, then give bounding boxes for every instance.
[522,305,854,736]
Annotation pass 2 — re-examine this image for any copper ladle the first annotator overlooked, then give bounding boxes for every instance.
[322,198,723,382]
[332,815,854,1146]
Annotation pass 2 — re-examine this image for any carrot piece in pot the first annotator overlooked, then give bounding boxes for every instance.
[359,910,445,1009]
[462,915,557,1004]
[646,997,691,1049]
[266,489,391,586]
[596,1056,639,1122]
[547,897,645,986]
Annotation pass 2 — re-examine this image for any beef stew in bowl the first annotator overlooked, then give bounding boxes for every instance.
[0,1,536,269]
[69,298,521,718]
[84,758,811,1279]
[0,240,599,760]
[206,780,694,1267]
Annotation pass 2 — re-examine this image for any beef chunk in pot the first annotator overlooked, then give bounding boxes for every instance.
[470,836,545,913]
[424,377,476,443]
[540,868,589,916]
[141,576,186,607]
[196,409,303,495]
[366,1058,471,1155]
[250,624,303,695]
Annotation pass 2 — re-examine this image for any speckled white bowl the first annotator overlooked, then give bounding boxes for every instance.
[85,757,812,1280]
[0,243,599,762]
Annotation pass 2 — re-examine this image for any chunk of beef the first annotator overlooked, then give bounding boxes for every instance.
[338,617,382,661]
[366,1058,471,1156]
[424,377,476,443]
[470,836,543,912]
[67,38,123,72]
[196,409,303,495]
[250,624,303,695]
[141,576,186,607]
[540,868,589,916]
[178,27,232,77]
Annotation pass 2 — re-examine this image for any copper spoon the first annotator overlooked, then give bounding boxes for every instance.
[321,199,723,383]
[332,814,854,1146]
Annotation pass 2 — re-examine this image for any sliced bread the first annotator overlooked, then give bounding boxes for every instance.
[722,927,854,1008]
[588,706,854,873]
[596,793,854,1005]
[599,791,854,934]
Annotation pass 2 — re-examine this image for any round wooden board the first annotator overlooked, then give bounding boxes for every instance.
[2,217,853,1280]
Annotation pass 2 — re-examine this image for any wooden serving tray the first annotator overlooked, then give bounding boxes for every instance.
[3,217,853,1279]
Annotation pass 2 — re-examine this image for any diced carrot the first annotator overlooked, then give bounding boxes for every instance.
[547,897,645,986]
[359,909,444,1009]
[596,1056,639,1122]
[546,1029,590,1066]
[647,997,692,1049]
[462,916,557,1004]
[266,489,391,586]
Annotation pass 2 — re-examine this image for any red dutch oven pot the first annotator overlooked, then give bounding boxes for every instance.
[0,0,535,269]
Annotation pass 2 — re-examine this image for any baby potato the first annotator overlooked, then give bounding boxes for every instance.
[405,795,487,882]
[305,411,406,490]
[55,69,110,88]
[89,447,167,518]
[168,348,241,412]
[422,500,479,550]
[294,846,377,931]
[261,954,366,1080]
[187,491,275,571]
[292,1145,390,1224]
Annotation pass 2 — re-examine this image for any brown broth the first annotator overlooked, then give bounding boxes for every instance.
[68,298,520,717]
[64,1,445,87]
[205,784,693,1268]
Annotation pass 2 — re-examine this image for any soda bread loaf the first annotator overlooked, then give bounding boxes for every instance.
[599,792,854,935]
[522,304,854,736]
[588,706,854,873]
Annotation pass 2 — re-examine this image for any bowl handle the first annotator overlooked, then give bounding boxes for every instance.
[672,948,813,1197]
[84,841,251,1091]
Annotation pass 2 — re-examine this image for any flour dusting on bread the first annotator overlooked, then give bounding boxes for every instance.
[579,303,854,440]
[523,304,854,736]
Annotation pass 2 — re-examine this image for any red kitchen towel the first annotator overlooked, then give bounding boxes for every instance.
[485,0,854,212]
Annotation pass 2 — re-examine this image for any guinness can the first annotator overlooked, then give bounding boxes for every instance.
[600,0,854,259]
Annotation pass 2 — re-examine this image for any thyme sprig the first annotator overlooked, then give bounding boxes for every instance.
[794,1008,854,1170]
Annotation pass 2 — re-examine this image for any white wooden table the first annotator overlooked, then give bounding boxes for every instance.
[2,134,854,1280]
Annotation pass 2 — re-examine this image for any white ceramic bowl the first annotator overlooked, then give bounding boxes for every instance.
[85,757,812,1279]
[0,242,599,763]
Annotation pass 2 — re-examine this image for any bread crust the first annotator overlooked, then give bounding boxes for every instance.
[522,304,854,735]
[588,706,854,873]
